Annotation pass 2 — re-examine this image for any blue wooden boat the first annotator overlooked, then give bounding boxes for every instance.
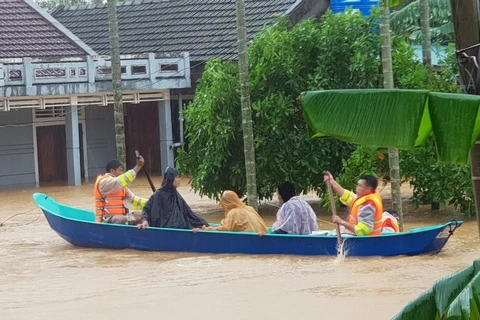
[33,193,463,257]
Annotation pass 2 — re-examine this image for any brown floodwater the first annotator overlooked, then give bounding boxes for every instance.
[0,176,479,320]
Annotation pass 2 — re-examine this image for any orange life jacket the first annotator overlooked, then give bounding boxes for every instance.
[347,191,383,235]
[94,174,126,223]
[382,214,400,232]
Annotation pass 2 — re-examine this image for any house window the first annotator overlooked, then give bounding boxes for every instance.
[35,68,66,79]
[96,66,127,75]
[160,64,178,72]
[131,65,147,74]
[9,70,22,81]
[33,106,85,122]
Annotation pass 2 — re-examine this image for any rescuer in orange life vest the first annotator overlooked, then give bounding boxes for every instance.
[94,156,149,225]
[323,171,384,236]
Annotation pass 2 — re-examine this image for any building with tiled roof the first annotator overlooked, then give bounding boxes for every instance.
[52,0,327,96]
[52,0,327,62]
[0,0,192,189]
[0,0,96,59]
[0,0,328,190]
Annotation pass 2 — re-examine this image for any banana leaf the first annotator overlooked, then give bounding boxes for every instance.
[301,90,480,164]
[391,259,480,320]
[429,93,480,164]
[390,288,437,320]
[443,266,480,320]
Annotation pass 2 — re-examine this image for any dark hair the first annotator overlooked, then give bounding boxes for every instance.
[106,159,123,172]
[359,175,378,191]
[278,182,296,203]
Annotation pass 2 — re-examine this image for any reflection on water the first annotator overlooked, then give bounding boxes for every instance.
[0,177,479,320]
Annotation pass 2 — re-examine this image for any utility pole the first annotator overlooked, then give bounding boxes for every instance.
[107,0,126,165]
[235,0,258,210]
[380,0,404,231]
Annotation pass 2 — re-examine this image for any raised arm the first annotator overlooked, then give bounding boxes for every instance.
[323,171,356,206]
[323,171,346,196]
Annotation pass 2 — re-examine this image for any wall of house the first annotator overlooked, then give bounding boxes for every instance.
[84,105,116,178]
[0,109,35,188]
[173,62,205,97]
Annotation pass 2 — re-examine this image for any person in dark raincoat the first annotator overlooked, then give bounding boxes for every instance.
[137,167,209,229]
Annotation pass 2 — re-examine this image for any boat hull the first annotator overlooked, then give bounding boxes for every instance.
[34,193,462,257]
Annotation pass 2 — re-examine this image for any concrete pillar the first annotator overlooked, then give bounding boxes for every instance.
[158,93,174,173]
[23,57,34,96]
[65,97,81,186]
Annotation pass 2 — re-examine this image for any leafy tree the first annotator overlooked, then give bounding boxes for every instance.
[330,40,473,215]
[308,12,381,90]
[400,138,474,215]
[390,0,453,44]
[177,17,355,200]
[178,10,473,215]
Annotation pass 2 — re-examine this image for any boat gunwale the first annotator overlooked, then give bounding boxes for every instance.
[33,192,463,239]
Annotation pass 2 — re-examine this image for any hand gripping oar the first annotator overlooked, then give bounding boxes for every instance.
[324,172,343,252]
[135,150,156,193]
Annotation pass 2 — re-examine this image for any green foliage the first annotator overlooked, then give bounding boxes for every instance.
[176,60,245,199]
[178,15,355,200]
[309,10,381,90]
[391,39,460,92]
[391,44,472,215]
[307,12,472,214]
[401,138,474,215]
[392,260,480,320]
[336,147,389,192]
[179,9,473,213]
[390,0,453,44]
[334,138,474,216]
[249,19,322,99]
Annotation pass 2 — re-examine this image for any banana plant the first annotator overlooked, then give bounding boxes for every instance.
[391,259,480,319]
[390,0,452,45]
[377,0,433,231]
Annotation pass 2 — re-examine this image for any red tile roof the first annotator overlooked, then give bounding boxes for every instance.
[0,0,91,59]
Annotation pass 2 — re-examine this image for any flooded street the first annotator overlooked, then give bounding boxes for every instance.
[1,176,479,320]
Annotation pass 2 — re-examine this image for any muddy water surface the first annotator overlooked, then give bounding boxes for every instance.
[0,177,479,320]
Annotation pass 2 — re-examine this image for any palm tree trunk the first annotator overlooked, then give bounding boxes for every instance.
[107,0,126,165]
[235,0,258,210]
[450,0,480,240]
[420,0,431,66]
[380,0,404,231]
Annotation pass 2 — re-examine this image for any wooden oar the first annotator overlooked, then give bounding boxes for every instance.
[324,172,343,250]
[135,150,156,193]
